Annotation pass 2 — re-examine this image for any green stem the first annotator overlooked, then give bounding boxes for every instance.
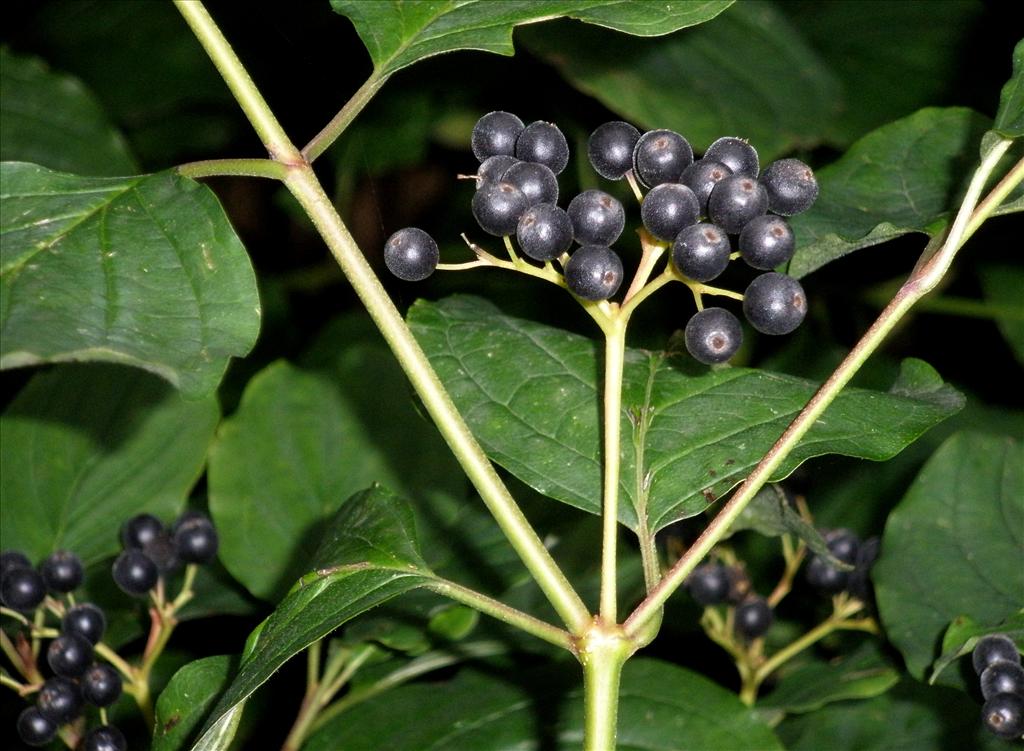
[579,627,633,751]
[600,322,627,622]
[752,613,878,687]
[177,158,289,180]
[962,154,1024,243]
[306,639,322,696]
[1,672,26,693]
[301,72,388,163]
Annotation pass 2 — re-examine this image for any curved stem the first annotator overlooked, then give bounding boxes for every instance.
[177,158,289,180]
[600,322,627,623]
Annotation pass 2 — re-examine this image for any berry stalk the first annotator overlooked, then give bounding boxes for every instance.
[600,322,627,623]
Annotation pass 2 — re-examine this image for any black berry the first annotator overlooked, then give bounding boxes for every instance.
[640,183,699,242]
[687,563,732,605]
[384,227,439,282]
[475,154,518,188]
[982,661,1024,701]
[472,180,529,237]
[515,121,569,174]
[685,307,743,365]
[824,529,860,564]
[144,530,182,573]
[567,190,625,246]
[471,111,524,162]
[39,550,84,593]
[805,554,848,594]
[516,204,574,261]
[1,549,31,577]
[564,245,624,301]
[62,603,107,645]
[82,724,128,751]
[173,512,219,564]
[974,634,1021,675]
[0,566,46,612]
[588,121,641,180]
[982,692,1024,739]
[742,272,807,335]
[121,513,164,550]
[502,160,559,206]
[847,535,880,601]
[671,223,731,282]
[82,662,123,707]
[760,158,819,216]
[703,136,759,178]
[680,159,733,216]
[37,676,83,724]
[738,215,795,270]
[633,129,693,187]
[17,706,57,747]
[707,175,768,234]
[735,596,773,640]
[112,549,159,596]
[47,632,93,678]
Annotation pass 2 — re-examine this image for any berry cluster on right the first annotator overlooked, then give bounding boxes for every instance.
[973,634,1024,741]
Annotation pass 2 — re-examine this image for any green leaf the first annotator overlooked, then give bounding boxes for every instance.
[0,49,137,176]
[929,612,1024,686]
[727,486,845,567]
[153,655,235,751]
[330,0,733,79]
[874,432,1024,686]
[0,364,217,564]
[408,296,963,532]
[994,38,1024,138]
[788,107,991,278]
[522,1,840,160]
[979,264,1024,367]
[307,657,782,750]
[0,163,260,398]
[193,486,436,748]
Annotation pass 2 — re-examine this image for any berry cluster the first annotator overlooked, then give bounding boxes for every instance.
[973,634,1024,740]
[112,511,219,596]
[384,112,819,365]
[686,561,773,640]
[804,529,879,602]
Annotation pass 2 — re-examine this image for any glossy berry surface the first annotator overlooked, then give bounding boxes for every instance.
[62,602,107,645]
[685,307,743,365]
[17,707,57,747]
[567,190,625,246]
[173,513,220,564]
[743,272,807,335]
[973,634,1021,675]
[502,160,559,206]
[735,597,773,640]
[517,204,574,261]
[1,549,31,576]
[564,245,624,301]
[687,563,732,605]
[471,111,524,161]
[475,154,518,188]
[672,223,731,282]
[805,554,848,594]
[738,215,795,270]
[83,725,128,751]
[981,661,1024,701]
[0,565,46,612]
[112,549,159,596]
[37,676,83,723]
[825,529,860,564]
[588,121,641,180]
[760,158,819,215]
[39,550,84,593]
[633,129,693,187]
[47,632,94,678]
[121,513,165,550]
[703,136,759,178]
[82,662,124,707]
[681,159,733,215]
[640,183,699,242]
[384,227,439,282]
[472,180,529,237]
[982,692,1024,739]
[707,175,768,234]
[515,121,569,174]
[144,530,182,572]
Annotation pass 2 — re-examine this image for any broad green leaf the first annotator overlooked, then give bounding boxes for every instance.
[408,296,963,532]
[0,364,217,564]
[522,1,840,160]
[0,163,260,398]
[330,0,734,78]
[193,486,436,749]
[874,432,1024,687]
[726,485,843,566]
[994,38,1024,138]
[979,264,1024,367]
[153,655,234,751]
[0,49,137,175]
[788,108,990,278]
[929,612,1024,686]
[308,658,782,750]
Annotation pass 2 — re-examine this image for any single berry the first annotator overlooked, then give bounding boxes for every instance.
[17,706,57,747]
[144,530,182,572]
[1,549,32,577]
[707,175,768,233]
[517,204,574,261]
[982,661,1024,701]
[738,215,795,270]
[82,662,123,707]
[633,129,693,187]
[567,189,625,246]
[684,308,743,365]
[112,549,159,596]
[687,563,732,605]
[847,535,880,601]
[121,513,165,550]
[471,111,524,161]
[725,567,754,604]
[680,159,733,215]
[640,183,699,241]
[0,566,46,612]
[47,632,94,678]
[82,724,128,751]
[39,550,84,593]
[383,227,439,282]
[703,136,759,178]
[973,634,1021,675]
[502,160,559,206]
[472,180,529,237]
[805,554,848,594]
[982,692,1024,739]
[735,596,773,640]
[588,121,641,180]
[37,676,84,724]
[743,272,807,336]
[760,158,819,215]
[475,154,518,188]
[62,602,107,645]
[515,121,569,174]
[564,245,624,301]
[173,513,219,564]
[672,223,731,282]
[824,529,860,564]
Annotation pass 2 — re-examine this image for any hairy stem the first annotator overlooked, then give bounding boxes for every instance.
[302,73,388,162]
[177,158,289,180]
[580,627,633,751]
[600,323,627,622]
